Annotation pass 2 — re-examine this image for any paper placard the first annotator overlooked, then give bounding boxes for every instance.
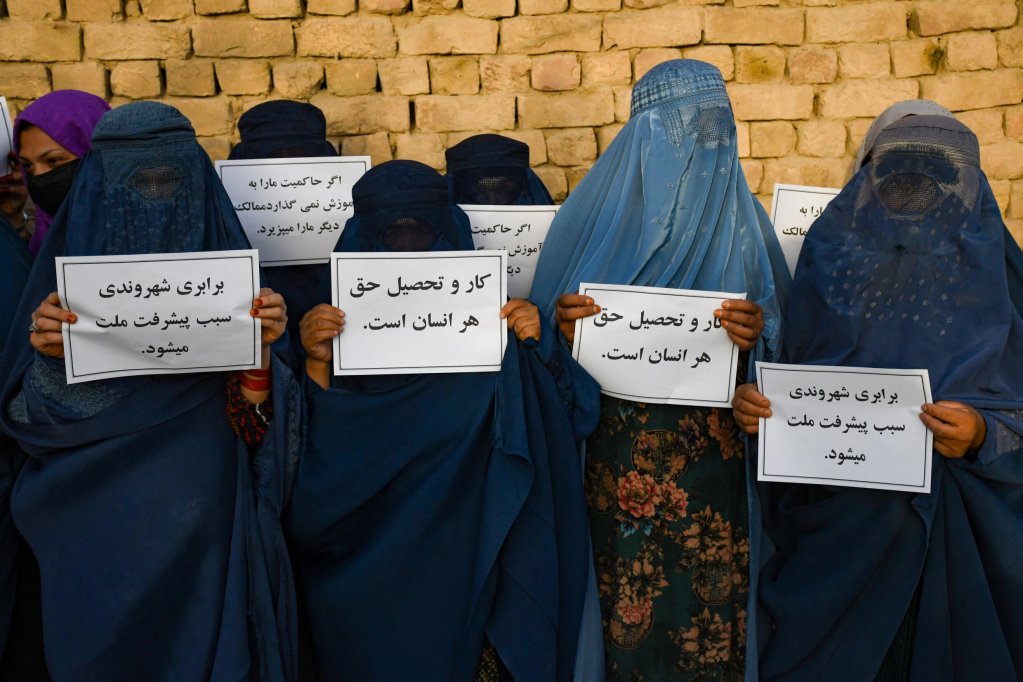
[572,284,744,407]
[770,183,841,277]
[0,97,13,168]
[331,251,508,375]
[56,250,261,384]
[460,204,558,299]
[216,156,371,266]
[756,362,933,493]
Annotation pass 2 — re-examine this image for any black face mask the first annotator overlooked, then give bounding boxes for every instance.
[26,158,80,216]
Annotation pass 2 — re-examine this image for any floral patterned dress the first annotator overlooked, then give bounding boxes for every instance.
[586,396,750,681]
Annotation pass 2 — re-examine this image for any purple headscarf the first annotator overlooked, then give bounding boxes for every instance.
[13,90,110,254]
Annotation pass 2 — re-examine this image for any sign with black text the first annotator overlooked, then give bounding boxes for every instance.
[770,183,841,276]
[460,204,558,299]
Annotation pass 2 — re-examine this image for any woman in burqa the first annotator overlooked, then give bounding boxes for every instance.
[229,100,338,367]
[0,102,302,681]
[291,160,600,681]
[444,134,552,205]
[732,116,1023,680]
[530,60,791,680]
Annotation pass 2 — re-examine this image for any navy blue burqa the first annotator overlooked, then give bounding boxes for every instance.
[754,117,1023,681]
[0,102,301,682]
[286,160,599,681]
[229,100,339,369]
[445,134,553,205]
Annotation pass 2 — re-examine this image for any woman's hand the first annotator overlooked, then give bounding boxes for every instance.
[732,383,771,435]
[251,288,286,369]
[301,304,344,389]
[501,299,541,342]
[30,291,75,358]
[715,300,764,351]
[920,401,987,459]
[555,293,600,347]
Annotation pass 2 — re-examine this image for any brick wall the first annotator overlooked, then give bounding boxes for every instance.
[2,0,1023,243]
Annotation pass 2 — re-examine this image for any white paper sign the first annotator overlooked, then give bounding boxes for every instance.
[756,362,933,493]
[460,204,558,299]
[572,284,744,407]
[56,250,261,384]
[216,156,371,267]
[770,183,841,276]
[331,251,508,375]
[0,97,13,168]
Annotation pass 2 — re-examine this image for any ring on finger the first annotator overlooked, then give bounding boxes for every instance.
[28,321,39,334]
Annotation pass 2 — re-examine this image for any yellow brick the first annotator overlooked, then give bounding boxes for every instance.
[572,0,619,11]
[411,0,459,15]
[750,121,795,157]
[788,46,837,84]
[1006,218,1023,246]
[806,3,907,43]
[340,133,393,165]
[249,0,304,17]
[297,17,395,58]
[503,15,602,54]
[520,0,567,14]
[1008,180,1023,217]
[920,70,1023,111]
[193,19,294,58]
[736,120,749,157]
[463,0,516,18]
[581,51,632,87]
[166,59,216,97]
[545,127,597,166]
[307,0,357,13]
[430,57,480,95]
[393,133,447,169]
[216,60,272,95]
[634,47,682,82]
[613,84,632,121]
[845,118,873,155]
[596,123,624,154]
[741,159,763,193]
[566,165,593,193]
[361,0,410,12]
[945,31,999,71]
[735,46,785,83]
[397,16,499,55]
[957,109,1004,145]
[603,7,702,50]
[161,97,233,136]
[997,27,1023,67]
[912,1,1017,37]
[325,60,378,96]
[7,0,62,20]
[0,21,80,62]
[139,0,194,20]
[704,8,803,46]
[273,61,325,99]
[735,0,777,5]
[480,55,531,92]
[51,62,108,97]
[531,54,580,91]
[727,83,814,121]
[0,64,50,99]
[761,157,849,193]
[415,95,516,132]
[989,178,1010,216]
[818,79,919,119]
[890,38,942,78]
[838,44,890,80]
[1005,106,1023,141]
[195,0,247,13]
[981,140,1023,180]
[66,0,123,20]
[796,120,846,158]
[533,165,567,201]
[312,93,411,134]
[683,45,734,80]
[519,90,615,128]
[378,58,431,96]
[198,136,232,162]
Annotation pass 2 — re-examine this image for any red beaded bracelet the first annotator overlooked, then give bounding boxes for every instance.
[238,368,271,392]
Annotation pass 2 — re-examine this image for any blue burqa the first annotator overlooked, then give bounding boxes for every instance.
[286,160,600,681]
[229,100,339,369]
[0,102,301,682]
[445,133,553,205]
[755,116,1023,681]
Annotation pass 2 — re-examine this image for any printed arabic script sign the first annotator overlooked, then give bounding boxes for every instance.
[461,204,558,299]
[769,183,841,277]
[56,250,261,384]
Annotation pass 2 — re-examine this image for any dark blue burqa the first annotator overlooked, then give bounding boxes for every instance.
[445,134,553,205]
[286,161,599,681]
[0,102,301,682]
[754,117,1023,681]
[229,100,339,369]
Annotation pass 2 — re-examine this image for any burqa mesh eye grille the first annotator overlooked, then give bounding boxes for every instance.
[876,173,941,215]
[382,217,439,251]
[129,165,185,201]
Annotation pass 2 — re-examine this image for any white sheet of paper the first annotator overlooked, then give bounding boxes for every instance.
[572,284,744,407]
[756,362,933,493]
[0,97,13,167]
[331,251,508,375]
[770,183,841,277]
[460,204,558,299]
[216,156,370,266]
[56,250,261,384]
